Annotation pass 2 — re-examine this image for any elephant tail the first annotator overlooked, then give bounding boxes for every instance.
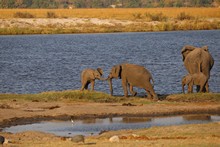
[198,61,202,73]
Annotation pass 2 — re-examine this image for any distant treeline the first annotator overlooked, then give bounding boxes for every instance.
[0,0,220,8]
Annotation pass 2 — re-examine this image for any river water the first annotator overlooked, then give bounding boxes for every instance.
[0,30,219,95]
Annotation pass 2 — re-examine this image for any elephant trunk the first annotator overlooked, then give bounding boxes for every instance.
[108,77,113,96]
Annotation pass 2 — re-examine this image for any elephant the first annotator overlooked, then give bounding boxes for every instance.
[181,72,208,93]
[107,63,158,99]
[80,68,105,91]
[181,45,214,92]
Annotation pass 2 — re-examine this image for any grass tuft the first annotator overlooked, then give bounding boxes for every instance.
[46,11,58,18]
[176,12,194,20]
[145,12,167,21]
[14,12,35,18]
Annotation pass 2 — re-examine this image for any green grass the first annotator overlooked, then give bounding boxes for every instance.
[0,90,121,103]
[1,91,219,103]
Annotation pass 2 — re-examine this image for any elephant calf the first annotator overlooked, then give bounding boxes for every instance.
[80,68,105,91]
[182,72,208,93]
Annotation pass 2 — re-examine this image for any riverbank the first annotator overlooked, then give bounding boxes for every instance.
[0,8,220,35]
[0,91,219,146]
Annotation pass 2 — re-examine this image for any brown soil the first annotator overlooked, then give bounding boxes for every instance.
[0,99,220,146]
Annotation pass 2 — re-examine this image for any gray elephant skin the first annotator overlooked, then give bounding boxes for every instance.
[181,45,214,92]
[107,63,158,99]
[182,72,208,93]
[80,68,104,91]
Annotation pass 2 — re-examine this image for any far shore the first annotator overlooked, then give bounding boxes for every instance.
[0,8,220,35]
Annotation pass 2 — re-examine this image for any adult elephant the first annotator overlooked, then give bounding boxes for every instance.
[107,63,158,99]
[80,68,105,91]
[181,45,214,92]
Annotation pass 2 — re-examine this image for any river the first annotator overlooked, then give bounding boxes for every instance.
[0,30,219,95]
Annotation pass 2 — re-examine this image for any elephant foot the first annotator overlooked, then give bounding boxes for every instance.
[124,94,129,97]
[147,95,152,99]
[132,92,137,97]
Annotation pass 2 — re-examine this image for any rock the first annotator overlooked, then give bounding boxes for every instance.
[71,135,85,143]
[0,135,5,144]
[132,134,139,137]
[122,103,136,106]
[109,135,119,143]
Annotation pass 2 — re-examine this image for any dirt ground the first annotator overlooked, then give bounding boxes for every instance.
[0,99,220,146]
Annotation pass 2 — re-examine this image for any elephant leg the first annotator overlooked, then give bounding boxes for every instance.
[81,80,88,91]
[84,81,90,90]
[205,82,209,93]
[122,80,128,97]
[90,80,95,91]
[198,84,204,93]
[196,85,200,92]
[128,84,137,96]
[146,85,158,100]
[145,89,152,99]
[188,84,193,93]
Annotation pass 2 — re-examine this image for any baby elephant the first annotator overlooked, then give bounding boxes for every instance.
[81,68,105,91]
[182,72,208,93]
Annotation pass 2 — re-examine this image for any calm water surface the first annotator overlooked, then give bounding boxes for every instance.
[0,30,219,95]
[3,115,220,137]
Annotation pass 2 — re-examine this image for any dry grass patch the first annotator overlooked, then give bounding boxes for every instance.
[0,8,220,19]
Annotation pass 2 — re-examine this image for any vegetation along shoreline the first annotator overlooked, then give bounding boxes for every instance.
[0,8,220,35]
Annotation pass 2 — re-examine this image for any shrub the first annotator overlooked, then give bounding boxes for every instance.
[176,12,194,20]
[14,12,35,18]
[145,12,167,21]
[132,13,142,19]
[46,12,58,18]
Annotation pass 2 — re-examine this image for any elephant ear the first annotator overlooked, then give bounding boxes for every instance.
[181,45,196,62]
[97,68,103,76]
[114,65,122,79]
[201,46,209,52]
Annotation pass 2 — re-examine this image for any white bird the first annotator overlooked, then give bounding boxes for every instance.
[71,119,75,126]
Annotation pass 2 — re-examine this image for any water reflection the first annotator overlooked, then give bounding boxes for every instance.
[3,115,220,137]
[122,117,151,123]
[183,115,211,121]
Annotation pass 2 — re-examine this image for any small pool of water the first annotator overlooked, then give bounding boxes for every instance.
[3,115,220,137]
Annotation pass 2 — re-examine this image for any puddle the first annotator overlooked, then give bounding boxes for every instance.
[2,115,220,137]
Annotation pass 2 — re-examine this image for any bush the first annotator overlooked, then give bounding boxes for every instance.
[46,12,58,18]
[145,12,167,21]
[176,12,194,20]
[14,12,35,18]
[132,13,142,19]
